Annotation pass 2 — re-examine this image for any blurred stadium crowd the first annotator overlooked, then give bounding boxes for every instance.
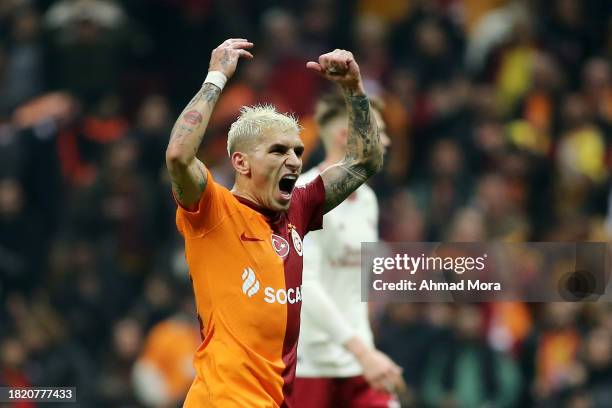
[0,0,611,406]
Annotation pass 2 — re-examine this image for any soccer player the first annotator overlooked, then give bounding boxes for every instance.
[294,94,404,407]
[165,39,384,407]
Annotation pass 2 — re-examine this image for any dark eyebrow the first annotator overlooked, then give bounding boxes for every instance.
[268,143,288,152]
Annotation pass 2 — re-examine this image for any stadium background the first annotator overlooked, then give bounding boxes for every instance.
[1,0,611,406]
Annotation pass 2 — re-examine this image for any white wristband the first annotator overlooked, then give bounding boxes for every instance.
[203,71,227,91]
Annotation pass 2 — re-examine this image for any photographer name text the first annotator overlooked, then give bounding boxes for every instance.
[372,279,502,292]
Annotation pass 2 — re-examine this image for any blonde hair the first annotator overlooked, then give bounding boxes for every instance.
[227,105,300,156]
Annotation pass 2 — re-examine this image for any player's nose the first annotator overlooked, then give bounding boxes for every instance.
[285,150,301,171]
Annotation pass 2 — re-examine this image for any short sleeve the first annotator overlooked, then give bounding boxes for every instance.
[175,171,234,237]
[289,175,326,234]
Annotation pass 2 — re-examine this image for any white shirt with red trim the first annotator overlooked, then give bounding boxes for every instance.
[296,166,378,378]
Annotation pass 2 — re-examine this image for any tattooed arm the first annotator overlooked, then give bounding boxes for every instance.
[306,50,383,213]
[165,38,253,209]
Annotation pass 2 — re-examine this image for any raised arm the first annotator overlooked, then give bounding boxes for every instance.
[166,38,253,209]
[306,50,383,213]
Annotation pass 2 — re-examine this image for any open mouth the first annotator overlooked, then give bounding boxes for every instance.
[278,174,298,198]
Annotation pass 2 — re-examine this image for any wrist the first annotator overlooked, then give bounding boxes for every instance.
[341,81,366,97]
[344,336,370,361]
[204,71,227,91]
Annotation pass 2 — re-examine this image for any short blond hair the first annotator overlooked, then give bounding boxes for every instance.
[227,105,300,156]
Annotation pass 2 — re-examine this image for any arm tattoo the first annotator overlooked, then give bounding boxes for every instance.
[323,165,367,211]
[220,50,230,70]
[339,163,369,181]
[344,92,378,163]
[168,83,220,149]
[203,83,221,102]
[166,82,219,206]
[185,82,220,108]
[197,164,206,192]
[323,91,382,212]
[172,180,185,202]
[184,110,203,125]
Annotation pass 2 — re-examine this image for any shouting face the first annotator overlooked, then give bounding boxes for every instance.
[234,130,304,212]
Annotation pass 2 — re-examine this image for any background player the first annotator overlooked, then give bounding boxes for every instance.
[165,39,384,406]
[294,94,404,407]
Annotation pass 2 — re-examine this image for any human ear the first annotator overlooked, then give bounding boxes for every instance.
[231,152,250,175]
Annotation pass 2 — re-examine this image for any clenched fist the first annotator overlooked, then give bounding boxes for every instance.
[209,38,254,79]
[306,49,364,94]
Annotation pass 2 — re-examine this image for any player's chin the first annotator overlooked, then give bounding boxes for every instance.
[272,191,292,211]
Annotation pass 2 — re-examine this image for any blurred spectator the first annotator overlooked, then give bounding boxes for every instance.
[0,334,32,393]
[474,172,529,240]
[491,12,538,116]
[581,58,612,130]
[132,94,173,180]
[380,189,425,241]
[132,296,200,408]
[577,326,612,404]
[446,207,486,241]
[377,303,449,393]
[422,304,521,408]
[50,240,129,354]
[508,51,562,156]
[69,138,158,278]
[44,0,138,104]
[538,0,595,88]
[0,5,44,112]
[259,8,323,116]
[96,317,143,406]
[413,138,471,240]
[465,0,530,76]
[5,292,96,403]
[521,303,584,405]
[555,93,608,217]
[0,178,44,293]
[486,302,533,354]
[354,14,391,96]
[390,0,465,90]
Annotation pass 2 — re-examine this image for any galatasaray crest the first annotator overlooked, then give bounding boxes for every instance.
[290,228,303,256]
[271,234,290,258]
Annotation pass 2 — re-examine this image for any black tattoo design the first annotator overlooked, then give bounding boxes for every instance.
[203,83,221,102]
[168,84,220,148]
[323,165,368,211]
[220,49,230,69]
[166,82,219,205]
[197,164,206,192]
[323,91,382,212]
[172,180,184,201]
[348,95,372,146]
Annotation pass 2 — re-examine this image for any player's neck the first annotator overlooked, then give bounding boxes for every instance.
[231,179,258,204]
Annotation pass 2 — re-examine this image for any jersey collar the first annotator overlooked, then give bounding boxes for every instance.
[233,194,282,222]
